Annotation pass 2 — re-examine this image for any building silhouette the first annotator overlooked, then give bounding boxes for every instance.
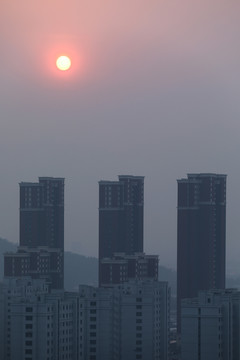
[177,173,226,332]
[4,177,64,289]
[98,175,144,285]
[19,177,64,250]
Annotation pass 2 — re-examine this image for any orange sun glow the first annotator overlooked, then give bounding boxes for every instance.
[56,56,71,71]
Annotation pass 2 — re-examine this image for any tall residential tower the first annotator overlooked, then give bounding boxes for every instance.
[4,177,64,289]
[177,173,226,332]
[98,175,144,285]
[19,177,64,249]
[99,175,144,259]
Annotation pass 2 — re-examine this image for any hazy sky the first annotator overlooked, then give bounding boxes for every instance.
[1,1,240,272]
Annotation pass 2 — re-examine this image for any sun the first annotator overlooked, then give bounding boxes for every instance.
[56,55,71,71]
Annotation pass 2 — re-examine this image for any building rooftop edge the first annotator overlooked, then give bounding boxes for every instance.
[20,177,65,186]
[39,177,65,180]
[19,182,42,186]
[177,173,227,182]
[99,175,145,184]
[99,181,123,185]
[187,173,227,177]
[118,175,145,179]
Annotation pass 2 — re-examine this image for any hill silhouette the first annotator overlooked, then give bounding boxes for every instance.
[64,251,98,290]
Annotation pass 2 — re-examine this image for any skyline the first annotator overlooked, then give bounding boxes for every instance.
[0,172,234,269]
[1,1,240,272]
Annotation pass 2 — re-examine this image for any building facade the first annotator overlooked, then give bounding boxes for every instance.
[177,173,226,332]
[4,247,64,289]
[100,252,158,287]
[0,278,170,360]
[0,278,80,360]
[78,280,170,360]
[181,289,240,360]
[119,281,170,360]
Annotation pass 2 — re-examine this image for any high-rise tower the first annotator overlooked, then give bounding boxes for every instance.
[19,177,64,249]
[177,173,226,332]
[4,177,64,289]
[98,175,144,284]
[99,175,144,258]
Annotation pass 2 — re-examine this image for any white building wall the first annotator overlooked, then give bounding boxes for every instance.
[2,279,79,360]
[181,289,240,360]
[120,285,154,360]
[10,299,55,360]
[157,282,170,360]
[119,281,169,360]
[200,307,222,360]
[78,285,114,360]
[2,278,170,360]
[78,281,169,360]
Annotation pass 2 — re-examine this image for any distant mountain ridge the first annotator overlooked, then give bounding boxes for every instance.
[0,237,238,293]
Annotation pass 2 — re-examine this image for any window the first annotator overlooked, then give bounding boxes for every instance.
[25,316,33,321]
[25,341,32,346]
[26,307,33,313]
